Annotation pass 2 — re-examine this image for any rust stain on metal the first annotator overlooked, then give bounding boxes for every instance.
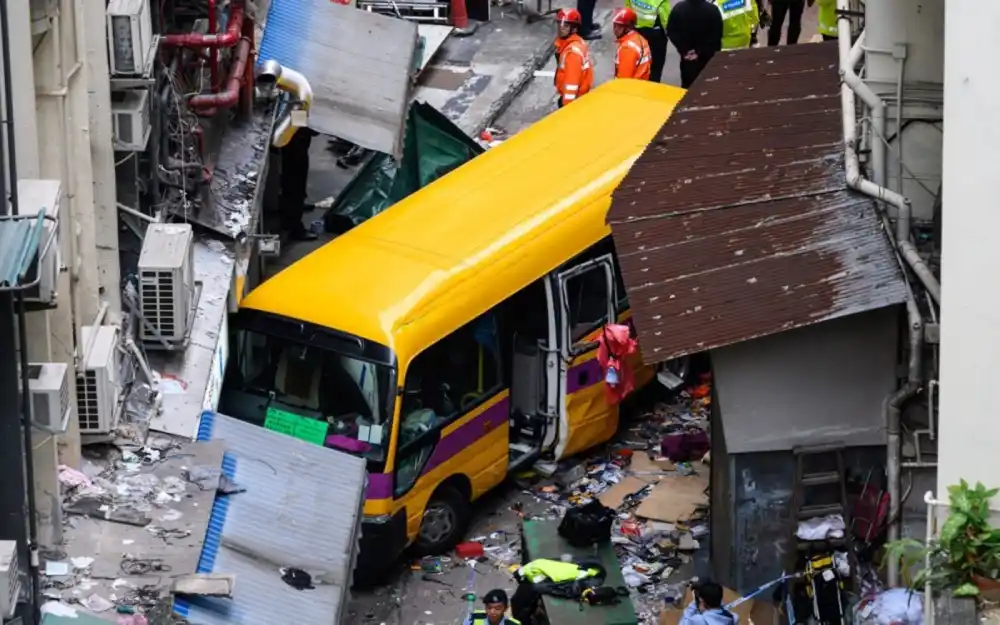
[608,42,908,364]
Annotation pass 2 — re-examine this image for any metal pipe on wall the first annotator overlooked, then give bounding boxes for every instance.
[837,0,941,305]
[208,0,219,91]
[256,61,315,147]
[836,1,927,587]
[188,37,251,110]
[161,2,245,48]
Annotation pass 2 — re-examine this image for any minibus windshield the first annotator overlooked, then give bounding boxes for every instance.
[223,327,395,463]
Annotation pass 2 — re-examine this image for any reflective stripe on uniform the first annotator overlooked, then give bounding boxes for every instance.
[717,0,752,18]
[565,85,579,91]
[564,94,577,100]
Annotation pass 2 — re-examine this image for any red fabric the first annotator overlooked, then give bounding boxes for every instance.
[597,323,637,405]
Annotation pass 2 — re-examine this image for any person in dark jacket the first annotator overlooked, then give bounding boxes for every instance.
[666,0,724,88]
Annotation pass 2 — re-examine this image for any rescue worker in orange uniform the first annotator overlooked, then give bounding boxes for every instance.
[612,8,651,80]
[554,8,594,108]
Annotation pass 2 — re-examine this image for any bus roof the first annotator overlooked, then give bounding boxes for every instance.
[242,80,685,365]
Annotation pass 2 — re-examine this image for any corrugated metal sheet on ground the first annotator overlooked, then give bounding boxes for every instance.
[0,215,45,289]
[258,0,419,157]
[173,411,367,624]
[607,42,908,364]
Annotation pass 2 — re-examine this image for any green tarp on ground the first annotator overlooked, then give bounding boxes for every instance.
[324,102,484,232]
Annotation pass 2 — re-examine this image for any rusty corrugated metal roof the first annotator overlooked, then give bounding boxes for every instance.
[608,42,908,364]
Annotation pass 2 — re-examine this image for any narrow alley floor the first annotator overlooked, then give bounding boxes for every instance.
[345,385,715,625]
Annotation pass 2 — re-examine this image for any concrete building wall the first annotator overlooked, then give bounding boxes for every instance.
[2,0,118,547]
[939,0,1000,511]
[712,308,900,454]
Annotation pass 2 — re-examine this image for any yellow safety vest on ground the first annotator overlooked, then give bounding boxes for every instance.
[715,0,759,50]
[817,0,838,37]
[626,0,671,29]
[517,559,601,583]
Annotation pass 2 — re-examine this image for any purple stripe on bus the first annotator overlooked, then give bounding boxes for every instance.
[366,471,393,500]
[567,357,603,394]
[419,398,510,477]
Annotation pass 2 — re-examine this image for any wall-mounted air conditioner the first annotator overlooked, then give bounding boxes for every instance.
[27,362,70,434]
[107,0,154,76]
[138,223,195,348]
[17,179,62,307]
[0,540,20,619]
[111,89,151,151]
[76,325,122,434]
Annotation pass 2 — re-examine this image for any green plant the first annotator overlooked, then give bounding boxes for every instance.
[884,480,1000,597]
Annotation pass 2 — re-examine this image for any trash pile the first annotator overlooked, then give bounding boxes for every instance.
[42,440,230,622]
[393,377,718,625]
[523,376,716,623]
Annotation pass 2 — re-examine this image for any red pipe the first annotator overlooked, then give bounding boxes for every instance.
[208,0,218,90]
[189,37,252,110]
[162,2,244,48]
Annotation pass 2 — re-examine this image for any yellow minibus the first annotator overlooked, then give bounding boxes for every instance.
[220,79,687,581]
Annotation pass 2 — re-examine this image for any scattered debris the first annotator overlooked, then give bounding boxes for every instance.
[280,567,315,591]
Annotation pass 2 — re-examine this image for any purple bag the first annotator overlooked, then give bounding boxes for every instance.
[661,431,710,463]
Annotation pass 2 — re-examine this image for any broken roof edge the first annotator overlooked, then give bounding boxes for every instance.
[637,297,908,366]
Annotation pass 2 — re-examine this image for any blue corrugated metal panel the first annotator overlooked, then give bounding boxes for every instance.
[0,214,45,289]
[256,0,311,72]
[174,411,367,624]
[256,0,418,156]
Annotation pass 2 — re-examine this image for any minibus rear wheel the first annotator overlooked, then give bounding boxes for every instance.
[414,485,470,555]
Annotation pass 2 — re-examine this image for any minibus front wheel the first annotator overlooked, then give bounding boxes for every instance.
[414,484,470,555]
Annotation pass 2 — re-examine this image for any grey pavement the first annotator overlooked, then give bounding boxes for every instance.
[346,483,552,625]
[497,0,821,133]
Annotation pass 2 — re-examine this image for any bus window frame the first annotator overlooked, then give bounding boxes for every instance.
[557,253,617,356]
[390,312,506,499]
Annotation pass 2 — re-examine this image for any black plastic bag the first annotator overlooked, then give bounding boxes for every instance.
[558,500,615,547]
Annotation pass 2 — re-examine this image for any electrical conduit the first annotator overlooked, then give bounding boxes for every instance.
[836,0,930,587]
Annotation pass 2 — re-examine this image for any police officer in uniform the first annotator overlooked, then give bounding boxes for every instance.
[625,0,671,82]
[465,589,521,625]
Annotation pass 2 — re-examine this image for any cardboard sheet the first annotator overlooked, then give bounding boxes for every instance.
[635,472,709,522]
[630,454,674,476]
[598,476,649,509]
[659,587,778,625]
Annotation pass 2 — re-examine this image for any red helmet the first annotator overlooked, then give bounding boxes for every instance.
[556,8,582,25]
[612,7,637,26]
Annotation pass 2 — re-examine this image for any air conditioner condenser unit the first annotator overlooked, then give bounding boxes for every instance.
[0,540,20,619]
[107,0,154,76]
[16,179,62,307]
[111,89,151,151]
[138,223,196,349]
[27,362,71,434]
[75,325,123,435]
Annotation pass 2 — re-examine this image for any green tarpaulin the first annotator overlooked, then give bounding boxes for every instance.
[324,102,484,231]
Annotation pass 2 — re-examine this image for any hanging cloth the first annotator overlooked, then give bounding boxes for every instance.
[596,323,637,405]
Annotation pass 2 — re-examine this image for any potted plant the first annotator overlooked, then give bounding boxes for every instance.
[885,480,1000,597]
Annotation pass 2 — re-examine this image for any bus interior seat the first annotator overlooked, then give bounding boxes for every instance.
[276,352,322,410]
